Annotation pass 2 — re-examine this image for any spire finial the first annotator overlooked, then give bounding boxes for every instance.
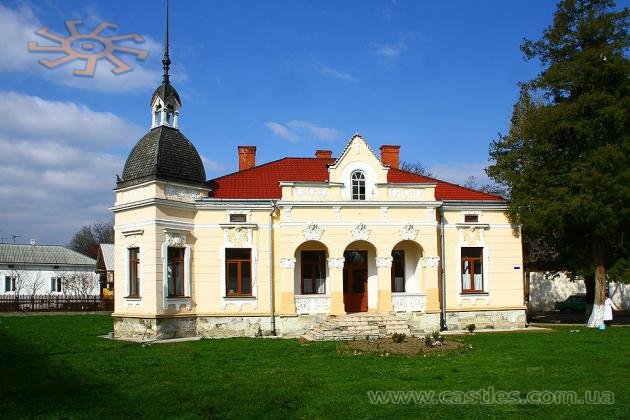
[162,0,171,84]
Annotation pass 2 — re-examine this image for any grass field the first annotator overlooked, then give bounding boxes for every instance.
[0,315,627,419]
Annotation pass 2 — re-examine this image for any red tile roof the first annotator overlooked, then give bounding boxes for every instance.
[208,157,504,201]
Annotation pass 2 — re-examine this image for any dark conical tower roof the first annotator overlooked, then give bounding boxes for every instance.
[117,0,206,190]
[118,126,206,188]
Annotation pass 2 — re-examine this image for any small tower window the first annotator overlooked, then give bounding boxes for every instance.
[351,171,366,200]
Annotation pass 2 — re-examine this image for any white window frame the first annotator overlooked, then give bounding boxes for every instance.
[5,276,16,293]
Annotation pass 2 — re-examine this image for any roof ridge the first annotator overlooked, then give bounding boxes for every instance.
[209,157,333,182]
[389,167,505,200]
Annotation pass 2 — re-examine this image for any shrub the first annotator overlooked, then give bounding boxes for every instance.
[424,333,433,347]
[391,333,406,343]
[466,323,476,333]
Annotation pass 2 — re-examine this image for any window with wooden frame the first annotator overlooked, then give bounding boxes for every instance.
[167,247,185,297]
[461,247,483,293]
[50,277,62,293]
[4,276,16,292]
[464,214,479,223]
[225,248,252,297]
[301,251,326,294]
[351,171,366,200]
[391,250,405,292]
[128,247,140,297]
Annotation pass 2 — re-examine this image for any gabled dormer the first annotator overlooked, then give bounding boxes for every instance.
[328,134,390,201]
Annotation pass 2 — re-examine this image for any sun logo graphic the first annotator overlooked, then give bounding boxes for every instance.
[28,20,149,77]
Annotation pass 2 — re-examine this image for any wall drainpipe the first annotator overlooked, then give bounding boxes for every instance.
[269,202,277,335]
[439,206,448,331]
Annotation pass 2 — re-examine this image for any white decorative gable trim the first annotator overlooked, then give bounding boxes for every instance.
[221,224,256,247]
[303,223,324,241]
[400,224,418,241]
[165,228,187,248]
[280,257,296,269]
[165,184,205,201]
[351,223,371,241]
[375,256,393,268]
[122,229,143,248]
[456,224,490,247]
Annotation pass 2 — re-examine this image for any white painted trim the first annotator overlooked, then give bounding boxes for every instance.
[161,239,192,311]
[455,227,490,304]
[219,245,258,311]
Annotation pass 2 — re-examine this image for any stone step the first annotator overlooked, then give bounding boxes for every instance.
[300,313,412,342]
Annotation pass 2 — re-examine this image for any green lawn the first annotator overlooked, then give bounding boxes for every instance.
[0,315,627,419]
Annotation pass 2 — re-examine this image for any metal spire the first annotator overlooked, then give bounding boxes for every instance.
[162,0,171,84]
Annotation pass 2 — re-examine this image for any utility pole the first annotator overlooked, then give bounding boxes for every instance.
[12,235,21,244]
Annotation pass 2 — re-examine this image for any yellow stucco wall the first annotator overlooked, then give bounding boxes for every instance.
[112,136,524,320]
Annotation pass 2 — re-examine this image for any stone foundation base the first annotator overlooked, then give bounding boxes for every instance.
[401,312,441,334]
[446,309,526,331]
[113,314,329,340]
[113,309,525,340]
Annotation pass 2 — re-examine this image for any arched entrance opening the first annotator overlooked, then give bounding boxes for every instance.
[293,241,329,296]
[391,240,424,293]
[343,240,377,312]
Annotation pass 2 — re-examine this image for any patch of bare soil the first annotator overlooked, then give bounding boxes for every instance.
[339,336,466,356]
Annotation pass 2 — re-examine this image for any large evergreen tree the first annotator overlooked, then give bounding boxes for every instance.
[486,0,629,326]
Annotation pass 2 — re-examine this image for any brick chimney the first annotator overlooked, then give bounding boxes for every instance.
[315,150,332,159]
[238,146,256,171]
[380,145,400,169]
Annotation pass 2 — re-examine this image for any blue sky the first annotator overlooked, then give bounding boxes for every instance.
[0,0,601,244]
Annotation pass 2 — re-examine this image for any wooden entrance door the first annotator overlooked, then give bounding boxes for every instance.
[343,250,368,312]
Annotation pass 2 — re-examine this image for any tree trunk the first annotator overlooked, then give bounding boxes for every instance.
[587,243,607,328]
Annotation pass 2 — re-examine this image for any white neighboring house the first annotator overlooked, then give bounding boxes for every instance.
[0,243,98,296]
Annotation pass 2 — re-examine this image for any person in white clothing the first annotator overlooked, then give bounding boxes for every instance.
[603,291,619,327]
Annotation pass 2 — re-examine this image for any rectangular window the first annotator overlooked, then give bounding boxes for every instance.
[51,277,62,293]
[229,213,247,223]
[5,276,16,292]
[301,251,326,294]
[464,214,479,223]
[391,250,405,292]
[128,247,140,297]
[167,247,185,297]
[226,248,252,296]
[461,247,483,293]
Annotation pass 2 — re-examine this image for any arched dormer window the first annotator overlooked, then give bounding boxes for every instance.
[351,171,366,200]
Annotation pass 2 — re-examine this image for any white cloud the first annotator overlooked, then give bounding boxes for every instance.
[0,92,144,244]
[287,120,341,142]
[369,41,406,60]
[265,120,341,143]
[318,64,357,82]
[265,121,299,143]
[201,155,227,174]
[429,162,492,186]
[0,91,143,147]
[0,3,168,92]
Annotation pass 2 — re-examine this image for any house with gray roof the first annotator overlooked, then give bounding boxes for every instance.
[96,243,115,296]
[0,243,98,296]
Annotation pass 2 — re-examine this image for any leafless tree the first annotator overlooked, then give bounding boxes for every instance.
[8,266,30,295]
[25,272,44,296]
[68,220,114,259]
[400,161,433,177]
[56,270,99,296]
